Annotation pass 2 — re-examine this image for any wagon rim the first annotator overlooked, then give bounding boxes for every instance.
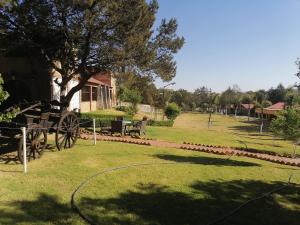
[18,124,47,163]
[55,111,79,150]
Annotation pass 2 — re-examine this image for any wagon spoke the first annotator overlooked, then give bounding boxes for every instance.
[70,135,75,142]
[57,134,65,141]
[55,111,79,150]
[59,135,67,149]
[67,136,71,148]
[64,136,69,148]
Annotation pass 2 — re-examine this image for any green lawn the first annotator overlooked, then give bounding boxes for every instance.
[0,140,299,225]
[147,113,298,156]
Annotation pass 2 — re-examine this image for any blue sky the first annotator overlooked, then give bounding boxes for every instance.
[154,0,300,92]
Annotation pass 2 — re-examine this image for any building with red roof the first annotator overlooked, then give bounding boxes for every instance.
[255,102,285,117]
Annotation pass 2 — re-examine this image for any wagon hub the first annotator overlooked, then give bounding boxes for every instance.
[31,139,41,150]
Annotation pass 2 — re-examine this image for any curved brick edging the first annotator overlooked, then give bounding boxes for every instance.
[79,133,300,167]
[183,141,299,159]
[180,145,300,167]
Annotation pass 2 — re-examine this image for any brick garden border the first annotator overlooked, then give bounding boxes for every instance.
[79,131,300,167]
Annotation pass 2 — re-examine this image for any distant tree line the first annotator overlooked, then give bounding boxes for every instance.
[118,77,300,114]
[168,83,300,113]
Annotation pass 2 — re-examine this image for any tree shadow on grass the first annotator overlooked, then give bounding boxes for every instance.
[228,120,271,134]
[77,180,300,225]
[232,132,282,141]
[0,154,20,165]
[0,138,20,165]
[0,193,74,225]
[154,154,260,167]
[0,182,298,225]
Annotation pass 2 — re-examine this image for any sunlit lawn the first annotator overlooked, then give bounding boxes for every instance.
[0,139,299,225]
[147,113,298,156]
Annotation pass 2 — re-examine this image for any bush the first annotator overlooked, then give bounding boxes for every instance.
[164,103,181,120]
[80,113,133,127]
[116,105,137,116]
[0,74,15,122]
[270,108,300,140]
[118,86,142,106]
[125,105,137,116]
[147,120,174,127]
[115,106,127,112]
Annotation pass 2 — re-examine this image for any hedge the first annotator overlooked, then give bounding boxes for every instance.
[79,113,133,127]
[147,120,174,127]
[79,113,173,127]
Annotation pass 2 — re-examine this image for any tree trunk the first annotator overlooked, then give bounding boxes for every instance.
[248,108,250,121]
[235,106,238,117]
[60,85,67,103]
[208,109,212,129]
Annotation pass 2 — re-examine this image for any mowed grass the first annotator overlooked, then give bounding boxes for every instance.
[146,113,298,155]
[0,139,299,225]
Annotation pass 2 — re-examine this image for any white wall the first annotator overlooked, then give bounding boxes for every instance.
[51,77,80,111]
[68,79,80,111]
[52,77,61,109]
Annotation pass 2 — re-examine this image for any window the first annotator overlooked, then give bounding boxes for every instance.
[92,87,97,101]
[81,86,98,102]
[81,86,90,102]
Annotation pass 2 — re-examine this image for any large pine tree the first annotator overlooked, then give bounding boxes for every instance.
[0,0,184,104]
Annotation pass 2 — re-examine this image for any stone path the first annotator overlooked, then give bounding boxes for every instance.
[80,133,300,167]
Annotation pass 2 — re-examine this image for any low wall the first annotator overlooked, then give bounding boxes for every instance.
[119,102,163,114]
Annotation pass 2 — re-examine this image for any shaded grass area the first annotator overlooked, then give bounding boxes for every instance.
[146,113,298,155]
[0,139,299,224]
[78,180,299,225]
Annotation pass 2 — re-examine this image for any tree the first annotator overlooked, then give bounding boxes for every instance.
[0,0,184,104]
[193,87,209,112]
[219,85,241,116]
[170,89,194,111]
[115,71,157,105]
[0,73,15,121]
[267,84,286,104]
[254,89,267,104]
[285,88,300,107]
[270,108,300,142]
[117,86,142,105]
[0,0,13,8]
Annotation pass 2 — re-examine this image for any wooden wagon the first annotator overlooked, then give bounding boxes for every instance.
[0,101,80,163]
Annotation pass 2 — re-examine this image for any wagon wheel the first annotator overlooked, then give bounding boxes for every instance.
[18,124,47,163]
[55,111,79,150]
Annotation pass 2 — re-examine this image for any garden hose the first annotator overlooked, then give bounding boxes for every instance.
[206,184,291,225]
[71,162,176,225]
[71,160,298,225]
[206,150,298,225]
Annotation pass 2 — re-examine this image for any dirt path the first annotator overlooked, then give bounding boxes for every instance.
[80,133,300,167]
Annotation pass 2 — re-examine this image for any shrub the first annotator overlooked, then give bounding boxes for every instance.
[0,74,15,122]
[164,103,181,120]
[115,105,137,116]
[115,106,127,112]
[125,105,137,116]
[118,86,142,106]
[80,113,133,127]
[270,108,300,141]
[147,120,174,127]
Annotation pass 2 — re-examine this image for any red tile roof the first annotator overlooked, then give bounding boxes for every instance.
[241,104,255,109]
[267,102,285,110]
[87,77,106,86]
